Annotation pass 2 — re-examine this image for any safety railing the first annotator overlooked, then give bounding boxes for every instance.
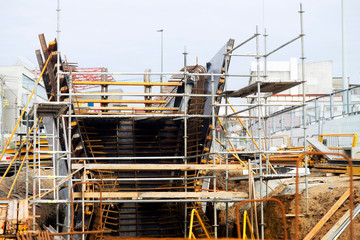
[318,133,358,148]
[269,85,360,135]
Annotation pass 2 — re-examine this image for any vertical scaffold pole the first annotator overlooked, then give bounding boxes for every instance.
[211,73,218,238]
[255,25,265,240]
[300,4,309,214]
[341,0,349,114]
[67,73,73,237]
[263,28,269,181]
[33,85,38,231]
[224,52,230,238]
[183,47,188,238]
[56,1,61,228]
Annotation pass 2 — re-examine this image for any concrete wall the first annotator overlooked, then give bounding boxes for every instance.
[250,58,333,95]
[302,61,333,95]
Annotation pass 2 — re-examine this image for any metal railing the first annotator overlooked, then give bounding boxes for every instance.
[269,86,360,134]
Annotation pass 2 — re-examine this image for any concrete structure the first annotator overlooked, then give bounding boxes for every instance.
[250,58,333,97]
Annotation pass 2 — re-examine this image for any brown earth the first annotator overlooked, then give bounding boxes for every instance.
[0,169,57,229]
[218,173,360,239]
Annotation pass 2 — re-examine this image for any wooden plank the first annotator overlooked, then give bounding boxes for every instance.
[72,81,182,86]
[39,34,57,96]
[321,209,351,240]
[72,163,246,171]
[228,81,301,98]
[303,189,350,240]
[316,169,346,174]
[35,49,52,98]
[73,99,166,104]
[73,191,248,199]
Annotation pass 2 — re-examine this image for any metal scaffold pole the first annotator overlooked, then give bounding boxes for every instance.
[255,25,265,240]
[224,56,229,238]
[183,47,188,238]
[299,3,309,214]
[211,73,217,239]
[67,73,73,236]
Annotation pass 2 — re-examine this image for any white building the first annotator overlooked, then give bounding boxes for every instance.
[250,58,333,99]
[0,65,47,146]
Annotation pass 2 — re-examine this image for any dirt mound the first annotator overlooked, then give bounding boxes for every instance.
[264,176,360,239]
[0,169,57,229]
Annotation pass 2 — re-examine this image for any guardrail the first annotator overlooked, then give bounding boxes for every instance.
[269,86,360,135]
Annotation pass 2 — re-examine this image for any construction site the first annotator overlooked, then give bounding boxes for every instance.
[0,2,360,240]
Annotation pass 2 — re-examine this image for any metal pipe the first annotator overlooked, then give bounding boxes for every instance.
[228,33,259,53]
[224,76,229,237]
[56,117,61,232]
[32,96,37,232]
[25,115,29,200]
[157,29,164,87]
[67,73,73,233]
[216,103,304,107]
[36,198,247,204]
[255,25,265,240]
[299,3,309,215]
[67,155,187,160]
[61,114,260,118]
[183,46,188,238]
[49,230,111,236]
[56,0,61,103]
[263,27,269,179]
[72,176,215,182]
[62,92,221,97]
[229,54,263,57]
[341,0,349,113]
[264,35,302,57]
[60,71,256,78]
[226,105,257,117]
[211,73,218,238]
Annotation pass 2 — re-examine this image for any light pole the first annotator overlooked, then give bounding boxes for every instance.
[341,0,349,114]
[157,29,164,90]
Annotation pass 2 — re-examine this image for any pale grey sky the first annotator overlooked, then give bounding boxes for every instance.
[0,0,359,86]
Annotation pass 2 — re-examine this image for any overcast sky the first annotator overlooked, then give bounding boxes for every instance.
[1,0,359,87]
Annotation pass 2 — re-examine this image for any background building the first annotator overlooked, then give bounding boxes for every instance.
[0,65,47,150]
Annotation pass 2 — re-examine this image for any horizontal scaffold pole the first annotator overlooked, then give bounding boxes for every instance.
[71,99,167,104]
[72,81,182,86]
[72,191,248,199]
[72,163,246,171]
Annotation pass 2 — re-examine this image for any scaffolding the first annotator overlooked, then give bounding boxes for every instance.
[3,5,311,240]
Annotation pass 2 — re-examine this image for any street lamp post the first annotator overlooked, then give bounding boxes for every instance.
[341,0,349,114]
[157,29,164,90]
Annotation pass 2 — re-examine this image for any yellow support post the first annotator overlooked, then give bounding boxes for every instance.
[188,209,211,239]
[7,118,44,198]
[226,99,278,175]
[353,133,358,147]
[0,54,52,185]
[242,210,255,240]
